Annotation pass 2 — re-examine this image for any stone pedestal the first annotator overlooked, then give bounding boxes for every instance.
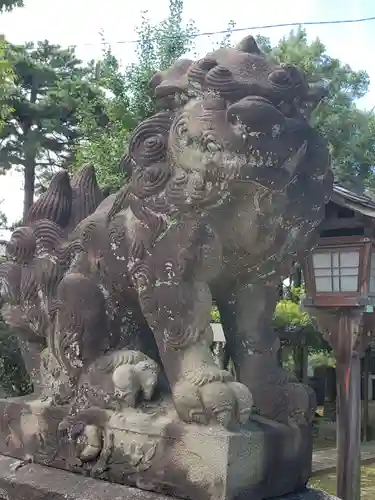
[0,396,314,500]
[0,454,339,500]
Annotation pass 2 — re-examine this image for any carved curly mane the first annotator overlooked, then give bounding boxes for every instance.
[109,70,238,220]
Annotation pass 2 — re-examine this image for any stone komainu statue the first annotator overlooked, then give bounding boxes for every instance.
[0,36,332,432]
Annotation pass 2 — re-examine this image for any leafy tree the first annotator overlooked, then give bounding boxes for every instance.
[0,0,24,124]
[73,45,135,190]
[125,0,197,122]
[0,38,14,229]
[73,0,197,190]
[0,38,14,130]
[0,41,108,218]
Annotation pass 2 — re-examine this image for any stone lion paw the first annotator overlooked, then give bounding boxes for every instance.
[172,370,253,427]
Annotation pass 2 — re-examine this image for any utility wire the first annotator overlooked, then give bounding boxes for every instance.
[73,15,375,48]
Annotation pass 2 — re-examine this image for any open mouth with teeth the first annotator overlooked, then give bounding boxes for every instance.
[225,95,310,190]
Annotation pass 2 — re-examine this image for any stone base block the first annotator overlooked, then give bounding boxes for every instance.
[0,455,340,500]
[0,396,314,500]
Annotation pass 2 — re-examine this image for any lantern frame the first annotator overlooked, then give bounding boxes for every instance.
[303,235,374,309]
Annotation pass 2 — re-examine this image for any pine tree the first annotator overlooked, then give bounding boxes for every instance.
[0,41,108,218]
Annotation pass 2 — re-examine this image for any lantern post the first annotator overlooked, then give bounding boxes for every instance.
[303,234,375,500]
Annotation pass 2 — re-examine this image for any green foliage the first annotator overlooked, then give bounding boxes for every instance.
[0,38,13,229]
[73,44,135,190]
[125,0,197,123]
[273,286,330,353]
[0,38,14,132]
[210,305,221,323]
[274,297,311,329]
[266,28,374,192]
[0,316,31,396]
[73,0,197,190]
[309,351,335,369]
[0,0,23,12]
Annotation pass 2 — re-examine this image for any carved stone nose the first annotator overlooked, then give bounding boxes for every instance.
[227,96,285,133]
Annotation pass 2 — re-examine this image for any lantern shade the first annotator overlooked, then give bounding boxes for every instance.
[312,250,359,293]
[303,236,375,308]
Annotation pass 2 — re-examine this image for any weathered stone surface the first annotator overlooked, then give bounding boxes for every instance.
[0,397,313,500]
[0,454,338,500]
[277,490,339,499]
[0,453,168,500]
[0,34,333,500]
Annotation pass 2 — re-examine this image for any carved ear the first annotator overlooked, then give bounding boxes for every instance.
[26,170,72,228]
[69,165,103,230]
[236,35,261,54]
[150,58,193,98]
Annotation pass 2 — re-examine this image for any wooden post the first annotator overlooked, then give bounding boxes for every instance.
[336,350,361,500]
[362,347,371,442]
[316,310,363,500]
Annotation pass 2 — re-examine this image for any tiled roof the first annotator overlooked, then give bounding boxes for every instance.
[332,184,375,219]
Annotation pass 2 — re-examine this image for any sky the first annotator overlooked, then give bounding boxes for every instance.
[0,0,374,238]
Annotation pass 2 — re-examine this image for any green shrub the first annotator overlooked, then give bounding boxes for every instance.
[0,317,32,396]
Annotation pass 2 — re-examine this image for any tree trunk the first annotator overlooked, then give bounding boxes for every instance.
[336,351,361,500]
[23,161,35,220]
[22,81,38,221]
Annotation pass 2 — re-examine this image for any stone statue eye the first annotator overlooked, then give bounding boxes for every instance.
[268,69,293,87]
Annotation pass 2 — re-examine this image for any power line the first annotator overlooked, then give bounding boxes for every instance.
[74,15,375,48]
